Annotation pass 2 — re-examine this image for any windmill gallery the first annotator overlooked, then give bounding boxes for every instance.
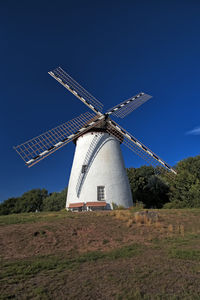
[14,67,176,211]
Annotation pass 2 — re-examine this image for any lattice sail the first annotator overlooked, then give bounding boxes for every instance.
[107,93,152,118]
[14,112,105,167]
[48,67,104,115]
[107,120,177,174]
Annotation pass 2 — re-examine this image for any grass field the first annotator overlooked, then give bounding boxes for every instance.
[0,209,200,299]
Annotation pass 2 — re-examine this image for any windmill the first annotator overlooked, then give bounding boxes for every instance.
[14,67,177,211]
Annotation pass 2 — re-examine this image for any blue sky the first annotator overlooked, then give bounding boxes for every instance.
[1,0,200,202]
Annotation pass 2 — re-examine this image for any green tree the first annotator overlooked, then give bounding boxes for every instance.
[0,197,19,215]
[15,189,48,213]
[43,188,67,211]
[0,189,48,215]
[127,166,170,208]
[166,155,200,208]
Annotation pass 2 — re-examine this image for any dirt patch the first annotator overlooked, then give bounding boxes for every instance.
[1,209,200,299]
[0,211,184,260]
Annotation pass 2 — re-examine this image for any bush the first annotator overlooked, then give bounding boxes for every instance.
[163,200,188,209]
[166,155,200,208]
[43,188,67,211]
[127,166,170,208]
[0,189,48,215]
[0,188,67,215]
[112,203,125,210]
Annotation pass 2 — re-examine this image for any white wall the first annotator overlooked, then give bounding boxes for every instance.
[66,131,133,209]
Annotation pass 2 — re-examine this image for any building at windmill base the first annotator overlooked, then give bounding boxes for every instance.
[66,130,133,211]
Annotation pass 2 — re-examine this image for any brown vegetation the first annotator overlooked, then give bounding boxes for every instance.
[0,209,200,299]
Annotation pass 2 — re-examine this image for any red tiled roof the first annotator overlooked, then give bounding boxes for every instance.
[68,202,84,208]
[86,202,107,207]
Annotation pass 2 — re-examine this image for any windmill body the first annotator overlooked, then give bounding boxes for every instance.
[67,129,132,210]
[14,67,177,211]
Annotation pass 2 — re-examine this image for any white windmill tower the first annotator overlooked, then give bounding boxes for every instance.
[14,67,177,211]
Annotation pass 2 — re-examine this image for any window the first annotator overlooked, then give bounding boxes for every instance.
[81,165,87,173]
[97,186,105,201]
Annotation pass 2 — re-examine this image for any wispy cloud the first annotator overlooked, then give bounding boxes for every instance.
[186,126,200,135]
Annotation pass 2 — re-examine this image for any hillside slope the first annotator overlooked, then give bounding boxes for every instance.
[0,209,200,299]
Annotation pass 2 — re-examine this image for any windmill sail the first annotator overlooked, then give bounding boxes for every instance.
[14,112,105,167]
[14,65,177,212]
[107,120,177,174]
[106,93,152,118]
[48,67,103,115]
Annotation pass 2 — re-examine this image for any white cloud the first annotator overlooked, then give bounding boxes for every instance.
[186,126,200,135]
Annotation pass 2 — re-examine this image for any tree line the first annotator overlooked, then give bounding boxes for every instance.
[0,188,67,215]
[127,154,200,209]
[0,155,200,214]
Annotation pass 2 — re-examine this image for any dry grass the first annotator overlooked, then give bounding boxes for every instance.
[154,221,163,229]
[126,218,134,227]
[134,214,152,225]
[1,209,200,299]
[178,224,185,236]
[168,224,174,233]
[112,209,160,227]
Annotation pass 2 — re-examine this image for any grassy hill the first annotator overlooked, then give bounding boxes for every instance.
[0,209,200,299]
